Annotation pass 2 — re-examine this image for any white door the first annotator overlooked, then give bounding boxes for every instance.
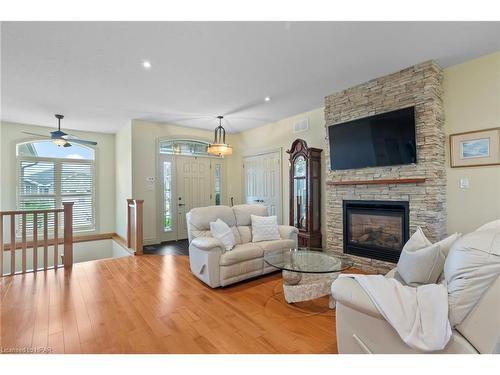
[243,151,281,221]
[175,156,212,239]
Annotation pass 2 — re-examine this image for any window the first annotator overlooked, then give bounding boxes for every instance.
[17,141,96,233]
[163,161,172,232]
[214,163,222,205]
[159,139,222,157]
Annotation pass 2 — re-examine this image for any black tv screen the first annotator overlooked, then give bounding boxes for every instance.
[328,107,416,170]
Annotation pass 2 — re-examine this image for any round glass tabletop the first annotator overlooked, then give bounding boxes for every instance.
[264,248,354,274]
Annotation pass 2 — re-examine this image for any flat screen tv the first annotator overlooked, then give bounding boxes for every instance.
[328,107,416,170]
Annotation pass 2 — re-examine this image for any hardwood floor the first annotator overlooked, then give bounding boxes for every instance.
[1,255,342,354]
[143,239,189,256]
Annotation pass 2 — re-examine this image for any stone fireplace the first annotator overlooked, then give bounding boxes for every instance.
[324,61,446,274]
[343,200,409,263]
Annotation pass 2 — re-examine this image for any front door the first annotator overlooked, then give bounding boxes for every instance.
[175,156,212,240]
[243,151,281,221]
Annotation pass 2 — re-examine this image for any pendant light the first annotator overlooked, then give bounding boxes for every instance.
[207,115,233,156]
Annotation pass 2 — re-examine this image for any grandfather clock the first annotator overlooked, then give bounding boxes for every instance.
[287,139,322,248]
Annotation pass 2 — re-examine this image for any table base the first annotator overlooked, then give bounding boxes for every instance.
[282,270,339,308]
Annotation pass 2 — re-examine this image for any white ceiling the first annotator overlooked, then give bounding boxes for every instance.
[1,21,499,134]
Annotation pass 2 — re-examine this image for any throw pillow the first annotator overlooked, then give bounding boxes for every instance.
[402,227,432,252]
[397,243,445,286]
[251,214,281,242]
[397,228,460,286]
[209,218,236,251]
[475,219,500,233]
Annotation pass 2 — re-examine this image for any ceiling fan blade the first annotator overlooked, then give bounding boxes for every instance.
[67,138,97,146]
[22,131,51,138]
[62,134,79,140]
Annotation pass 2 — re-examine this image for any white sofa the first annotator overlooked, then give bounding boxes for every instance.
[332,231,500,354]
[186,204,298,288]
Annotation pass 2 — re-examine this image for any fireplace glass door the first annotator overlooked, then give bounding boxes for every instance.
[343,200,409,263]
[347,211,403,251]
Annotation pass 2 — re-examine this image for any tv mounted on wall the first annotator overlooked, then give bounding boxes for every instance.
[328,107,416,170]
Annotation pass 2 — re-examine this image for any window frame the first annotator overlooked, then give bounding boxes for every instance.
[16,142,97,235]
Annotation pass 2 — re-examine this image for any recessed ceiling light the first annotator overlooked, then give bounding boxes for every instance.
[265,96,271,102]
[142,61,152,70]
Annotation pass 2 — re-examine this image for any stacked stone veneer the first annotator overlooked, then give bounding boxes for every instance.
[324,61,446,274]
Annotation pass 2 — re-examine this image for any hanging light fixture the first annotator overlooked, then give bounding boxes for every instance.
[207,115,233,156]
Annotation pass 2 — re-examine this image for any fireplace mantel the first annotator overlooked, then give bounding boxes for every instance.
[327,178,426,186]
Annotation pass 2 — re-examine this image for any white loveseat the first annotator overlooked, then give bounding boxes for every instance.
[186,204,298,288]
[332,229,500,354]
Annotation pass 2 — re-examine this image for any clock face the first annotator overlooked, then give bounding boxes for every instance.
[294,156,306,177]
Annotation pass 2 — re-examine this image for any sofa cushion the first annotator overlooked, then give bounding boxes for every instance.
[231,226,242,245]
[233,204,268,226]
[256,239,296,253]
[237,226,252,244]
[189,205,236,231]
[444,229,500,326]
[278,225,299,240]
[251,215,281,242]
[219,243,264,266]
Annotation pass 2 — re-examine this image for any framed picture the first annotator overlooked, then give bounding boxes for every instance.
[450,127,500,168]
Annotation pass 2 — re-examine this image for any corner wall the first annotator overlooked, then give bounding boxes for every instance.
[444,51,500,234]
[115,123,132,239]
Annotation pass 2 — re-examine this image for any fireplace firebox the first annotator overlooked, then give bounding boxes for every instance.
[343,200,409,263]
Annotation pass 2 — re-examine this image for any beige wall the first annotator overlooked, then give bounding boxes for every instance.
[0,121,116,234]
[444,51,500,234]
[130,119,238,244]
[115,123,133,239]
[233,108,328,245]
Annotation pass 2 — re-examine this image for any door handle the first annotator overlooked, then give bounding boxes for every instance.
[178,203,185,206]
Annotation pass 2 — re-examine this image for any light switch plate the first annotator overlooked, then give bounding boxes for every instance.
[459,178,469,189]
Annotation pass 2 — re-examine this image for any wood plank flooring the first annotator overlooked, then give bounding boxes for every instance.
[1,255,343,354]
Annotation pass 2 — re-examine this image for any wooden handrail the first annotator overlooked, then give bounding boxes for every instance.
[126,199,144,255]
[0,208,64,216]
[0,202,73,276]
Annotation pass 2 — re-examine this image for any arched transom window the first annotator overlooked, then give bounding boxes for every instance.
[159,139,221,157]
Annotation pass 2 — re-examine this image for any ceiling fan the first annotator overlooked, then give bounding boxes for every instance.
[22,114,98,147]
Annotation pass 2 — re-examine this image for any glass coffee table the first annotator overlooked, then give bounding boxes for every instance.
[264,248,353,308]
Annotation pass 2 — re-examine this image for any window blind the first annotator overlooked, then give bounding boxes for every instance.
[18,158,95,234]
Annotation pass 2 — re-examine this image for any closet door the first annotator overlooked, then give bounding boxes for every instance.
[243,151,281,221]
